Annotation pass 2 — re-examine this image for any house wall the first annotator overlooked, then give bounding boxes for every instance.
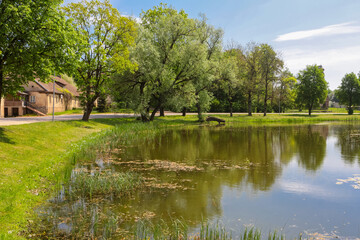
[70,97,82,109]
[0,97,4,118]
[28,92,48,114]
[4,95,25,117]
[45,94,67,114]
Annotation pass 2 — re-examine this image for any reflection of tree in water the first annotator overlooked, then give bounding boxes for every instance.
[293,125,327,171]
[334,125,360,165]
[122,126,304,191]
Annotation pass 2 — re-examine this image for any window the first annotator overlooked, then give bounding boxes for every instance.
[30,96,36,103]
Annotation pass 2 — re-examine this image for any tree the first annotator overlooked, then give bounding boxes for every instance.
[63,0,137,121]
[274,69,297,113]
[216,48,241,117]
[335,72,360,115]
[110,4,222,122]
[241,42,261,116]
[191,19,223,121]
[258,44,283,116]
[296,65,328,116]
[0,0,77,116]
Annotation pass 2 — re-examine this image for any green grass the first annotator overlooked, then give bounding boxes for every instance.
[134,220,288,240]
[0,118,136,238]
[68,170,143,199]
[50,108,134,116]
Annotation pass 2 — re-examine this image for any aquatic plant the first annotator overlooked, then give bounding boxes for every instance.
[67,170,143,199]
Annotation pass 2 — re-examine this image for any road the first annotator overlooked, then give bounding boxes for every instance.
[0,113,137,126]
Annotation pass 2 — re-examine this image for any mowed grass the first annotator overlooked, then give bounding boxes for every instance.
[0,118,132,238]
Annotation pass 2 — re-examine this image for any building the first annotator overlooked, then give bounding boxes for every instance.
[2,76,81,117]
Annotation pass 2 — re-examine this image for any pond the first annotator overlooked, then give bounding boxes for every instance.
[31,124,360,239]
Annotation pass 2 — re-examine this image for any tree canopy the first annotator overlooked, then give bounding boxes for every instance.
[296,65,328,116]
[335,72,360,115]
[0,0,77,115]
[63,0,137,121]
[110,4,222,121]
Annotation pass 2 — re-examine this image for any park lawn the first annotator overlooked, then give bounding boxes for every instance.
[0,118,131,239]
[50,108,134,116]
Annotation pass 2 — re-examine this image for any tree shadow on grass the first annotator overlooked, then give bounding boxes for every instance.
[0,127,15,144]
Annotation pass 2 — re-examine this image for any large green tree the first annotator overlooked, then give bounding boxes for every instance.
[63,0,137,121]
[111,4,222,122]
[0,0,77,116]
[241,42,261,116]
[258,44,283,116]
[335,72,360,115]
[216,48,242,117]
[296,65,328,116]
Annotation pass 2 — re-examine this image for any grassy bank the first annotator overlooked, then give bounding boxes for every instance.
[0,118,136,238]
[168,112,360,124]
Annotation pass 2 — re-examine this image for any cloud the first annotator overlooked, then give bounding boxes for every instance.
[278,181,337,199]
[275,22,360,42]
[280,45,360,89]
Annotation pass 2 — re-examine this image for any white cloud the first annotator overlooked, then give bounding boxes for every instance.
[278,181,336,199]
[280,45,360,89]
[275,22,360,42]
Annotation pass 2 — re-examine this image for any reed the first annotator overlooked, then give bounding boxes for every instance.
[67,170,143,199]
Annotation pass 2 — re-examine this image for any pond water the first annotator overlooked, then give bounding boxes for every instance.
[33,124,360,239]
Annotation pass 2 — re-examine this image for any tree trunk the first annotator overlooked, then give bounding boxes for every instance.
[247,92,252,116]
[182,107,186,116]
[0,69,3,118]
[197,103,203,122]
[82,101,94,121]
[308,104,312,116]
[141,112,150,122]
[263,83,268,117]
[229,99,233,117]
[150,104,160,121]
[160,107,165,117]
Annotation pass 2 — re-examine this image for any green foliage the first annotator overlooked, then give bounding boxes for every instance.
[63,0,137,120]
[335,72,360,115]
[258,44,284,116]
[110,4,223,121]
[0,0,78,102]
[273,68,297,112]
[241,42,262,116]
[295,65,328,116]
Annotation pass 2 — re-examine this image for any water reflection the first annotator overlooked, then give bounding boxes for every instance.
[335,124,360,166]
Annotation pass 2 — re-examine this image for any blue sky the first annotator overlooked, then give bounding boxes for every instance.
[65,0,360,90]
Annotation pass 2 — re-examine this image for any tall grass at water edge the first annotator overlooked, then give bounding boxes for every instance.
[58,122,166,186]
[134,219,294,240]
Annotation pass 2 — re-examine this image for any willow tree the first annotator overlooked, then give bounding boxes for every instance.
[111,4,221,122]
[0,0,77,116]
[335,72,360,115]
[64,0,137,121]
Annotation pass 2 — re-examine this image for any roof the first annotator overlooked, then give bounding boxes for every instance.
[23,76,80,97]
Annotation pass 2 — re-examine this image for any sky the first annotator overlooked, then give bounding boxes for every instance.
[64,0,360,90]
